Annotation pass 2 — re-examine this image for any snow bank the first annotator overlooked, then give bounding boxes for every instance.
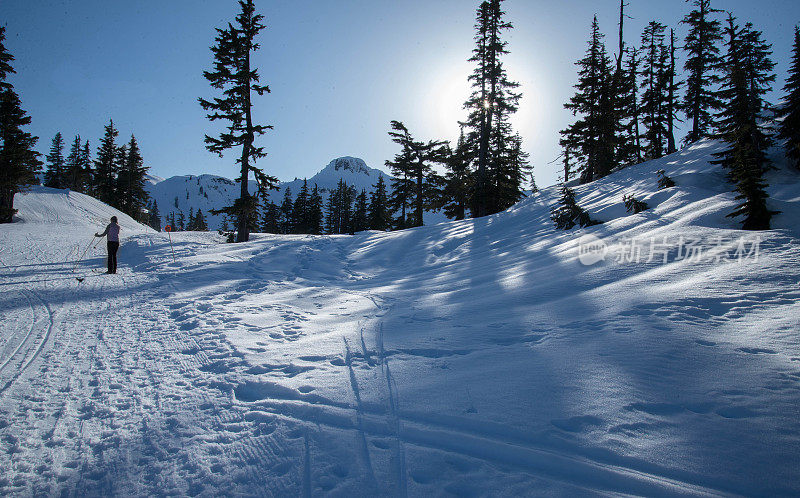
[1,140,798,495]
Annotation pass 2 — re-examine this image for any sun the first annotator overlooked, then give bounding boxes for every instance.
[427,62,473,142]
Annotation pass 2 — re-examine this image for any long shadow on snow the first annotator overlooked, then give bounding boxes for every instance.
[338,203,760,495]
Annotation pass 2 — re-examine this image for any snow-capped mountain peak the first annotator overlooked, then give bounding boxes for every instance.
[145,157,392,230]
[324,156,370,175]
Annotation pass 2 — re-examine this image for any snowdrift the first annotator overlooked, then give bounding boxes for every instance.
[11,185,154,234]
[0,140,798,496]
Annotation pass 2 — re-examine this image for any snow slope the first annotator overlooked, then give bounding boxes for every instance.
[1,140,799,495]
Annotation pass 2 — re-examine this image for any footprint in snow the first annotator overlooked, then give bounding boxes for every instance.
[179,320,199,331]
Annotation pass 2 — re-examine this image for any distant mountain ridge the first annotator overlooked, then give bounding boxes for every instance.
[145,157,392,230]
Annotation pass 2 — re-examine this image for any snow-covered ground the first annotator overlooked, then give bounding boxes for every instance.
[1,140,799,496]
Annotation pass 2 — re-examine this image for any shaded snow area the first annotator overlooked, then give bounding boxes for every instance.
[1,140,799,496]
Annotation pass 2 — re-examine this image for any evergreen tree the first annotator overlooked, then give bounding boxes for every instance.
[368,175,391,230]
[558,134,578,182]
[608,0,641,170]
[65,135,88,192]
[0,27,42,223]
[681,0,724,143]
[442,129,472,220]
[713,16,777,229]
[352,189,369,233]
[618,47,644,165]
[623,194,649,213]
[260,201,280,233]
[657,169,676,189]
[199,0,278,242]
[561,16,614,183]
[194,209,208,231]
[93,119,119,205]
[279,187,293,234]
[149,199,161,231]
[292,179,310,233]
[490,132,530,211]
[778,26,800,170]
[387,147,414,230]
[639,21,669,160]
[463,0,521,217]
[117,134,149,220]
[309,185,324,234]
[188,207,195,230]
[550,185,601,229]
[44,132,66,188]
[325,180,354,234]
[340,182,354,234]
[81,139,92,187]
[177,210,186,231]
[666,29,681,154]
[114,143,127,208]
[386,120,445,228]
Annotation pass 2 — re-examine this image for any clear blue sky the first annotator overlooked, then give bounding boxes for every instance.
[2,0,799,188]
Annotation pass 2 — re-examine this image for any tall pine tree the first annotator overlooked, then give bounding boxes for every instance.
[463,0,521,217]
[368,175,391,230]
[93,119,119,205]
[279,187,293,234]
[65,135,88,192]
[0,27,42,223]
[681,0,723,143]
[618,46,644,166]
[260,200,280,233]
[148,199,161,231]
[292,179,310,233]
[387,146,414,230]
[639,21,669,160]
[442,128,472,220]
[562,17,613,183]
[199,0,278,242]
[713,16,777,229]
[81,139,91,186]
[309,185,324,234]
[386,120,445,228]
[778,26,800,171]
[352,189,368,233]
[44,132,66,188]
[326,180,355,234]
[117,135,150,220]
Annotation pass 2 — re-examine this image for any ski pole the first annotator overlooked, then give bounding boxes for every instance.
[72,235,96,273]
[165,225,176,262]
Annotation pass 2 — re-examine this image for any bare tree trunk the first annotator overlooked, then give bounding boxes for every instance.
[237,14,254,243]
[0,188,16,223]
[667,30,677,154]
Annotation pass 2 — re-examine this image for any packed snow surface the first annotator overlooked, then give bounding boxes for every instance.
[1,140,799,495]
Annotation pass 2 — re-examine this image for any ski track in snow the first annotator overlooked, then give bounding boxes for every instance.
[1,142,800,496]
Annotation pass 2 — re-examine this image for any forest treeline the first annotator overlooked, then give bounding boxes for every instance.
[3,0,799,235]
[552,0,800,230]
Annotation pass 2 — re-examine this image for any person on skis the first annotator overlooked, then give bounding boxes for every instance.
[95,216,120,274]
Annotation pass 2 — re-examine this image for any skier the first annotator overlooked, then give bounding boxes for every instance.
[95,216,120,274]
